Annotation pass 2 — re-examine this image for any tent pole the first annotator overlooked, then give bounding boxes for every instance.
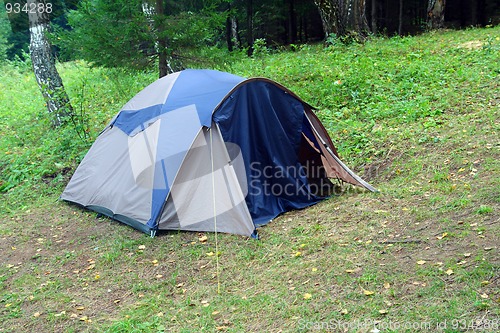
[209,126,221,294]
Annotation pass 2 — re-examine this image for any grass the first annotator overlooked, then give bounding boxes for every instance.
[1,27,499,332]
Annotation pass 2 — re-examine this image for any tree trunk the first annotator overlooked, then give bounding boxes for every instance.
[427,0,446,29]
[247,0,254,56]
[142,0,172,78]
[313,0,369,40]
[155,0,169,78]
[398,0,403,35]
[28,0,73,127]
[371,0,377,34]
[313,0,336,38]
[287,0,297,44]
[225,3,240,52]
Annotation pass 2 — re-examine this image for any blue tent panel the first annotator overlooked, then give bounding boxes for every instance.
[112,69,245,136]
[214,81,322,226]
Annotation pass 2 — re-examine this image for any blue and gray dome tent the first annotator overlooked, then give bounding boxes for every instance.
[61,69,375,237]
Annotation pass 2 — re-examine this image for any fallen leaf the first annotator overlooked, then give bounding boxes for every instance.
[416,260,426,265]
[33,312,41,317]
[464,253,472,257]
[340,309,348,315]
[436,232,448,240]
[157,312,164,317]
[379,309,388,315]
[79,316,88,321]
[54,311,66,317]
[75,306,85,311]
[445,269,454,275]
[212,311,220,315]
[311,267,318,272]
[363,289,375,296]
[198,235,208,243]
[155,274,163,279]
[113,300,120,304]
[176,283,184,288]
[480,293,489,299]
[383,282,390,289]
[303,293,312,300]
[138,245,146,250]
[206,252,215,257]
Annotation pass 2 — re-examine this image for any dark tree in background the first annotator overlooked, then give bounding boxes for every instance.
[246,0,254,55]
[427,0,446,29]
[27,0,73,126]
[141,0,172,77]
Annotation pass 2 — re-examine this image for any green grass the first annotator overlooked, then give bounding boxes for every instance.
[1,27,499,332]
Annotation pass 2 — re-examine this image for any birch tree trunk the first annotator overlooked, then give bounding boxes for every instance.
[427,0,446,29]
[225,3,240,52]
[313,0,369,40]
[28,0,73,127]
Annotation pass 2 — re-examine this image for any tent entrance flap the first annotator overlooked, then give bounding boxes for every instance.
[304,110,377,192]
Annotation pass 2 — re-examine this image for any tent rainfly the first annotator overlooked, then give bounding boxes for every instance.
[61,69,375,238]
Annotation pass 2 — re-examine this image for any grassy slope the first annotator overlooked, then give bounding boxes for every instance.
[0,27,499,332]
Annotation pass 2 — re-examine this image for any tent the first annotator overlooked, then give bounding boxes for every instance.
[61,69,375,238]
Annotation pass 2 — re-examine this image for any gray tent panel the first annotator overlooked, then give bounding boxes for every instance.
[159,124,254,236]
[61,126,153,224]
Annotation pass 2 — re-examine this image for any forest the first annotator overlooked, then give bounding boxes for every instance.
[2,1,500,75]
[0,1,499,332]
